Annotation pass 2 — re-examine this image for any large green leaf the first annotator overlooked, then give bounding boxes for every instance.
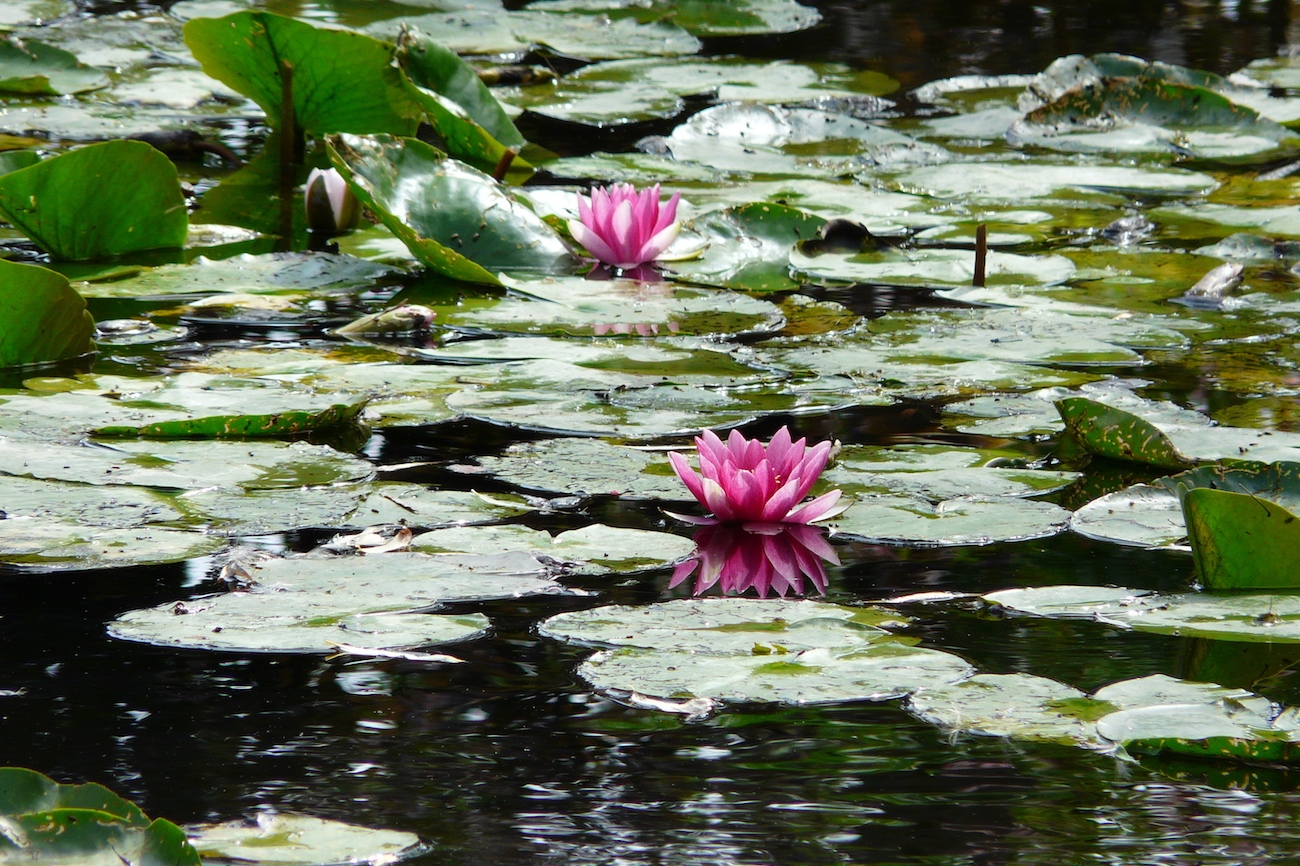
[94,400,367,440]
[0,140,187,260]
[0,259,93,368]
[397,30,524,149]
[1056,396,1191,469]
[183,11,418,135]
[328,133,575,285]
[1182,485,1300,590]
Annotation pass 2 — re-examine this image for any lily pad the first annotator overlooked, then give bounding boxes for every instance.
[0,37,108,95]
[889,162,1217,202]
[345,485,532,529]
[363,9,701,59]
[0,475,184,529]
[412,523,693,574]
[540,597,905,653]
[0,140,187,260]
[1096,700,1300,764]
[663,201,827,293]
[457,438,686,500]
[0,438,373,490]
[76,252,400,299]
[904,673,1103,744]
[188,814,424,866]
[526,0,821,36]
[823,443,1078,501]
[581,641,974,707]
[791,245,1075,288]
[1069,483,1189,550]
[329,133,575,286]
[0,519,225,571]
[827,495,1071,547]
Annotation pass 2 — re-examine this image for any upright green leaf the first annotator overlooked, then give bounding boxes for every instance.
[1181,486,1300,590]
[0,259,94,368]
[328,134,575,286]
[1056,396,1191,469]
[397,31,525,148]
[183,11,418,136]
[0,140,187,260]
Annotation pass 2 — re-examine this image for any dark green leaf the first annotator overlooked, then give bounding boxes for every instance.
[0,36,108,95]
[397,31,525,148]
[94,400,368,440]
[1055,396,1192,469]
[1181,486,1300,590]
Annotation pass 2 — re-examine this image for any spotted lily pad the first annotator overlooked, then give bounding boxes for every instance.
[456,438,686,500]
[823,443,1078,501]
[828,495,1071,547]
[0,519,225,571]
[904,673,1103,745]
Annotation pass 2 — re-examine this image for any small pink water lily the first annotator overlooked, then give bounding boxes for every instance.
[568,183,681,269]
[668,426,845,525]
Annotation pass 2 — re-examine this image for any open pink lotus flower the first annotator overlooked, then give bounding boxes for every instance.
[671,523,838,598]
[668,426,845,526]
[568,183,681,270]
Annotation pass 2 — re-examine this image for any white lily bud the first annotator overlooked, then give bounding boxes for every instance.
[304,167,359,233]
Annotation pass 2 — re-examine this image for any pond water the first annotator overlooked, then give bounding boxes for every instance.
[6,0,1300,864]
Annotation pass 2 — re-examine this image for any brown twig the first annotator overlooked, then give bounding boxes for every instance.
[973,223,987,287]
[492,147,517,182]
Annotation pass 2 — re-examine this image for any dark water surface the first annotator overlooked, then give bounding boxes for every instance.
[7,1,1300,864]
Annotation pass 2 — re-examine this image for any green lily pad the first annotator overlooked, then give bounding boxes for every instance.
[580,641,974,708]
[94,400,367,440]
[362,9,701,59]
[432,274,784,337]
[791,245,1075,287]
[184,11,418,136]
[661,103,947,177]
[0,37,108,95]
[0,519,225,571]
[1182,485,1300,591]
[0,140,187,260]
[77,252,401,300]
[663,201,827,293]
[109,552,573,653]
[1096,700,1300,764]
[1010,76,1297,160]
[1057,395,1300,468]
[0,259,94,369]
[456,437,686,500]
[983,584,1300,644]
[180,483,370,537]
[1069,483,1189,550]
[889,161,1217,202]
[345,485,532,529]
[0,768,200,866]
[904,673,1103,744]
[823,443,1079,501]
[0,475,184,529]
[411,523,694,574]
[827,495,1071,547]
[0,438,373,490]
[329,133,575,286]
[526,0,821,36]
[540,597,906,653]
[188,814,424,866]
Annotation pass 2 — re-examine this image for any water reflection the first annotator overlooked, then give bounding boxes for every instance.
[670,523,839,598]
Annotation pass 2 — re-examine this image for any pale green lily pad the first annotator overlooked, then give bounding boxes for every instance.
[15,9,183,70]
[76,253,400,299]
[823,443,1078,501]
[544,152,728,184]
[1068,484,1189,550]
[188,814,424,866]
[540,597,906,653]
[284,364,462,428]
[942,390,1070,437]
[0,37,109,95]
[112,600,492,655]
[456,438,685,500]
[1092,673,1257,710]
[107,66,240,110]
[0,1,73,29]
[889,162,1217,202]
[412,523,693,574]
[0,438,373,490]
[684,179,952,235]
[791,246,1075,288]
[503,57,889,125]
[178,484,370,537]
[0,519,225,571]
[1096,701,1300,764]
[828,495,1071,546]
[346,485,532,528]
[434,274,785,338]
[904,673,1102,744]
[0,475,184,529]
[580,641,974,706]
[363,9,700,59]
[526,0,821,36]
[983,585,1300,644]
[663,201,827,293]
[1152,202,1300,239]
[661,103,948,177]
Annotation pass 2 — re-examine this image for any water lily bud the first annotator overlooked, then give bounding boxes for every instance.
[304,167,359,233]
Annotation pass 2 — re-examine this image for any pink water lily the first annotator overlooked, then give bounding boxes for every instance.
[568,183,681,269]
[668,426,845,526]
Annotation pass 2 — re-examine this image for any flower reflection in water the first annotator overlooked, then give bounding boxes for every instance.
[671,522,838,598]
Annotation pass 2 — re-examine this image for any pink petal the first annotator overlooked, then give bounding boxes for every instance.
[668,451,707,506]
[634,220,681,264]
[568,219,620,267]
[654,191,681,233]
[701,477,734,520]
[669,558,700,588]
[609,200,637,265]
[785,489,845,524]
